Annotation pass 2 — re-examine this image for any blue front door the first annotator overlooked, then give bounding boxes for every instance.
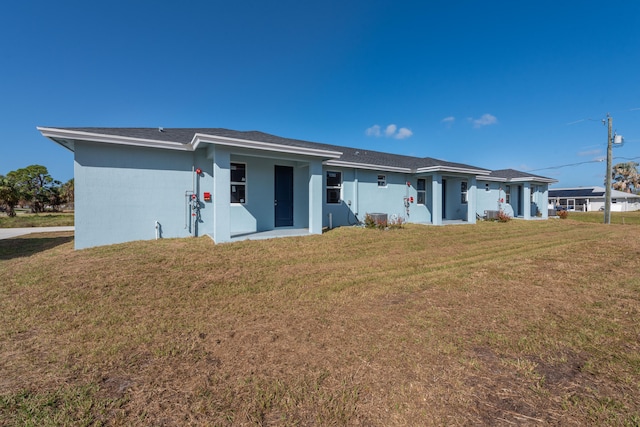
[274,165,294,227]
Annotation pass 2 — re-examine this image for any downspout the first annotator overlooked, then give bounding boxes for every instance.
[354,168,359,220]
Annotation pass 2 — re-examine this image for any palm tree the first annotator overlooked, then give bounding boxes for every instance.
[611,162,640,193]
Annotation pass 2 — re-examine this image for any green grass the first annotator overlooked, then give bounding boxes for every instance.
[0,212,74,228]
[0,385,125,427]
[1,219,640,425]
[566,210,640,225]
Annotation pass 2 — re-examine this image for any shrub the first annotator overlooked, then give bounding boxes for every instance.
[388,216,405,230]
[364,214,404,230]
[558,210,568,219]
[497,210,511,222]
[364,214,377,229]
[364,214,387,229]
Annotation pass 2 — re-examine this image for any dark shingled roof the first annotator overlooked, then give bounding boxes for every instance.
[56,127,490,172]
[489,169,555,181]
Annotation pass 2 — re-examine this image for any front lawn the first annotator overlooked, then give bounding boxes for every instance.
[1,219,639,425]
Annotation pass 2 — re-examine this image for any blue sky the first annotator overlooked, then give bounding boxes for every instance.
[2,0,639,187]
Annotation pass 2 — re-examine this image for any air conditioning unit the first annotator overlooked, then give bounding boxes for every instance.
[485,210,500,220]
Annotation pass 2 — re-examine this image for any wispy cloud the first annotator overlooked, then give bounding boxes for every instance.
[469,113,498,128]
[395,127,413,139]
[566,119,586,125]
[365,125,381,137]
[365,123,413,140]
[577,149,601,157]
[385,124,397,137]
[441,116,455,128]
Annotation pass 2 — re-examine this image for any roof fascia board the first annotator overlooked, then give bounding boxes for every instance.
[477,176,507,182]
[508,177,558,183]
[192,133,342,159]
[416,166,491,175]
[37,127,189,151]
[323,160,411,173]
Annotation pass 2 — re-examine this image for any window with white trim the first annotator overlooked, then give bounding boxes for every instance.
[377,174,387,187]
[417,178,426,205]
[326,171,342,204]
[231,162,246,204]
[530,185,537,203]
[505,185,511,204]
[461,180,468,204]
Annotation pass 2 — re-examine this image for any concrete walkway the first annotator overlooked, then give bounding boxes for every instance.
[0,226,74,240]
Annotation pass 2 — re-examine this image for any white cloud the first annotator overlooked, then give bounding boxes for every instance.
[470,113,498,128]
[365,123,413,140]
[395,127,413,139]
[365,125,381,137]
[577,149,601,157]
[441,116,455,124]
[385,124,397,137]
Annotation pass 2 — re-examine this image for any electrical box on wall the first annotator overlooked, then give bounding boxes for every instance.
[203,192,212,202]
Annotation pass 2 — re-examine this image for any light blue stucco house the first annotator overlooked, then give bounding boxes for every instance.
[476,169,557,219]
[38,127,556,249]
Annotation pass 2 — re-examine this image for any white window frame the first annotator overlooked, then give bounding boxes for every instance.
[326,170,342,204]
[417,178,426,205]
[530,185,537,203]
[231,162,247,204]
[505,185,511,204]
[461,180,468,204]
[377,174,387,188]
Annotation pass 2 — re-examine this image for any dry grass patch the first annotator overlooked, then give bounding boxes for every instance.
[1,220,640,425]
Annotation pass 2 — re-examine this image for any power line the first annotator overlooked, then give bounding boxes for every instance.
[565,108,640,126]
[529,159,603,171]
[529,156,640,172]
[614,156,640,161]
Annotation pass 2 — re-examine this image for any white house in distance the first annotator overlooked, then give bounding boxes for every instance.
[549,187,640,212]
[38,127,557,249]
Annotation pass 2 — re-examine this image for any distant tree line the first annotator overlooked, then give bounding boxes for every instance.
[0,165,73,217]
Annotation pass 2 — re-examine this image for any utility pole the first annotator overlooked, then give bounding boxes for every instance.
[604,114,612,224]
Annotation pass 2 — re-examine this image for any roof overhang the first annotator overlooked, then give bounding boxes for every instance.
[416,166,492,175]
[476,173,558,184]
[191,133,342,159]
[477,175,507,182]
[323,160,411,173]
[37,127,343,159]
[507,177,558,183]
[324,161,491,175]
[37,127,188,152]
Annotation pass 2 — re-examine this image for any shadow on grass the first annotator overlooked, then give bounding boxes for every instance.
[0,234,74,260]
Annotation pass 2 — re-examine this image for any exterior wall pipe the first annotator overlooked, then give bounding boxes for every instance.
[354,168,359,219]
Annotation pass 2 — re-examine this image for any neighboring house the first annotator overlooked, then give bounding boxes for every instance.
[38,127,556,249]
[549,187,640,212]
[477,169,558,219]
